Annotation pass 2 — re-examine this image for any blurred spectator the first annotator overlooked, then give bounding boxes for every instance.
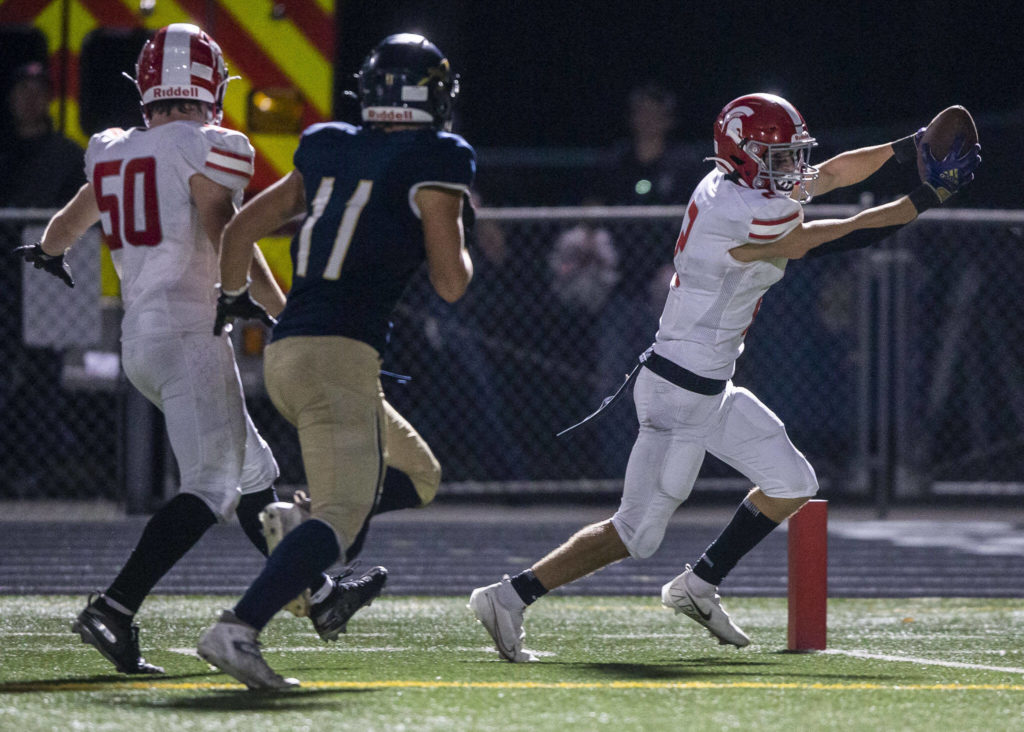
[0,62,85,208]
[587,82,702,208]
[528,224,633,476]
[0,61,86,496]
[547,224,620,313]
[585,82,703,297]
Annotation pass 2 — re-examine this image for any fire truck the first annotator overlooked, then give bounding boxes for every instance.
[1,0,339,293]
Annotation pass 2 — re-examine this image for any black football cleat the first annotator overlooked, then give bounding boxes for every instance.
[310,566,388,642]
[71,593,164,674]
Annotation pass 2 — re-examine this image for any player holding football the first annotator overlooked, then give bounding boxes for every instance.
[15,24,385,676]
[196,33,475,689]
[470,93,981,660]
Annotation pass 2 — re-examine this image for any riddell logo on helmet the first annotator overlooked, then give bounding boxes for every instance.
[153,86,201,99]
[366,108,415,121]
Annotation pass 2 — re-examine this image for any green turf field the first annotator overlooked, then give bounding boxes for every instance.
[1,595,1022,731]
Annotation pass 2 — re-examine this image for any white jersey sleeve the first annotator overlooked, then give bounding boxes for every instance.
[84,128,128,182]
[744,195,803,244]
[191,125,255,192]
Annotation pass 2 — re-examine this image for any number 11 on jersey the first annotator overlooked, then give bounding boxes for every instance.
[294,178,373,280]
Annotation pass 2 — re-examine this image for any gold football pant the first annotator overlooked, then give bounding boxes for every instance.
[264,335,440,552]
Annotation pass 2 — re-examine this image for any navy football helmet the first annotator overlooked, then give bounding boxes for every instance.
[357,33,459,130]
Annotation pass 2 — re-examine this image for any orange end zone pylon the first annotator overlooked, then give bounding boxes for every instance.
[787,499,828,651]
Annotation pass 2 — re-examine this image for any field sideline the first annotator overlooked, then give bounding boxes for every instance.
[2,595,1023,731]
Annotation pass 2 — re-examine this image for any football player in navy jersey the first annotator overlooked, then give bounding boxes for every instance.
[197,33,475,690]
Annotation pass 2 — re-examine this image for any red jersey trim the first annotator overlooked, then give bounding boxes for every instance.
[205,161,250,177]
[209,146,253,163]
[751,211,800,226]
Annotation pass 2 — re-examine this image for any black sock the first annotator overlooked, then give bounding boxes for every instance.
[236,486,278,556]
[106,493,217,614]
[510,569,548,605]
[234,519,341,631]
[692,498,779,586]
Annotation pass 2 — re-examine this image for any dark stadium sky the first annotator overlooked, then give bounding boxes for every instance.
[338,1,1022,147]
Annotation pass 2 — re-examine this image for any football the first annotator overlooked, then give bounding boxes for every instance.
[917,105,978,182]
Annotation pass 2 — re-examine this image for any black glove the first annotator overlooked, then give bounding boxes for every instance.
[13,242,75,288]
[214,286,277,336]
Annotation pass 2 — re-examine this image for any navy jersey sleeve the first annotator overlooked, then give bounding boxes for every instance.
[293,121,358,173]
[404,132,476,206]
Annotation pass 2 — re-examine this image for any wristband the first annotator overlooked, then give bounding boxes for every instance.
[33,242,60,261]
[908,184,940,214]
[220,279,251,298]
[891,134,918,165]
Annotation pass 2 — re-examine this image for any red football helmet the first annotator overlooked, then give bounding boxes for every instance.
[711,93,819,200]
[132,23,230,126]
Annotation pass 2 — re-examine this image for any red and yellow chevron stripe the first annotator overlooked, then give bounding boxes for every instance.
[1,0,333,293]
[1,0,334,190]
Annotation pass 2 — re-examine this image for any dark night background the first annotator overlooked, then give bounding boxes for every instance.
[336,0,1023,207]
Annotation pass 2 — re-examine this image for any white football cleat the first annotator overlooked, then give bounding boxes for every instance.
[661,565,750,648]
[469,576,537,662]
[197,610,300,691]
[259,501,311,617]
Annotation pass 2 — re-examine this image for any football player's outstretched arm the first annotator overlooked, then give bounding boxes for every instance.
[733,134,980,264]
[417,186,473,303]
[219,170,306,295]
[15,182,101,288]
[813,142,896,197]
[39,182,101,256]
[731,197,918,263]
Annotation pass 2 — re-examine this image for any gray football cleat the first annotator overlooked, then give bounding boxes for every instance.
[661,565,750,648]
[468,575,537,662]
[197,610,299,691]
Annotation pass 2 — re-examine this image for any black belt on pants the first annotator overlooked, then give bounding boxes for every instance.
[640,349,727,396]
[556,345,727,438]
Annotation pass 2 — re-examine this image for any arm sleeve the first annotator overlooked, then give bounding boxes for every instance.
[804,224,906,258]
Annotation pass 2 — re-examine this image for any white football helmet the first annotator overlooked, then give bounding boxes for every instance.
[131,23,231,126]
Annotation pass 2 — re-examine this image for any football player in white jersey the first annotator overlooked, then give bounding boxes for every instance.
[470,93,980,660]
[16,24,381,675]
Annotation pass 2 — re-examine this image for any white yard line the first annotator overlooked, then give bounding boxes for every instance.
[825,648,1024,674]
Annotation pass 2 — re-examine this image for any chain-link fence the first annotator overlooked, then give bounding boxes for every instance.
[3,205,1023,508]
